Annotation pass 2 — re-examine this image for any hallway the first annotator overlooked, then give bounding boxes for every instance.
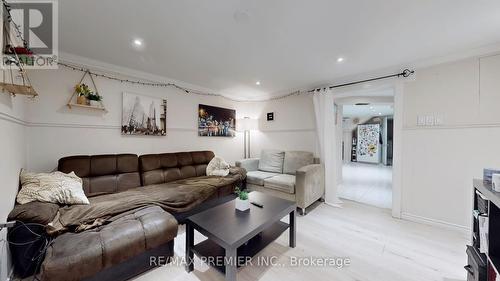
[338,162,393,209]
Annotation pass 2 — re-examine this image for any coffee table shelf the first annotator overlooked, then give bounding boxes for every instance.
[191,221,289,273]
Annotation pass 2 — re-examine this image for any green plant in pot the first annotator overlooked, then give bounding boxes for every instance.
[87,92,103,107]
[234,187,250,211]
[75,83,92,105]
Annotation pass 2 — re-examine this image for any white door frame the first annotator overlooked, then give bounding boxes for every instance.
[332,80,404,218]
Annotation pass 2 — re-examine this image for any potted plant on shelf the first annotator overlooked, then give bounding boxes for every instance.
[234,187,250,211]
[75,83,92,105]
[87,92,103,107]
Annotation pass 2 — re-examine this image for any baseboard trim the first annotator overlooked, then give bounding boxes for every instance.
[401,212,470,235]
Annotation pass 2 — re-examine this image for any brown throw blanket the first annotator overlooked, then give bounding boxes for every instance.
[51,167,246,233]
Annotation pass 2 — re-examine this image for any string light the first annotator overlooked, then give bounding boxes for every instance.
[56,61,304,102]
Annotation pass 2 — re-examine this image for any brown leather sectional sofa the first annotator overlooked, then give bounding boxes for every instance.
[9,151,245,281]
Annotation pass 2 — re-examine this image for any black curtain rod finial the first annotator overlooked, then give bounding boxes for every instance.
[402,69,414,78]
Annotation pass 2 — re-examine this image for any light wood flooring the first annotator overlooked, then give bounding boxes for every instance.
[133,200,467,281]
[338,162,393,209]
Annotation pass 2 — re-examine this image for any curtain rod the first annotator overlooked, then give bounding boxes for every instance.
[308,69,414,92]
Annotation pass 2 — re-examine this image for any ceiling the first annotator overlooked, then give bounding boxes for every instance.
[343,104,393,118]
[59,1,500,100]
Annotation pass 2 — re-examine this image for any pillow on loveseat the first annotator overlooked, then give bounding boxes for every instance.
[17,169,89,205]
[258,149,285,173]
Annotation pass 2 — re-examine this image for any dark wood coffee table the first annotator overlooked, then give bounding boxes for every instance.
[185,192,296,281]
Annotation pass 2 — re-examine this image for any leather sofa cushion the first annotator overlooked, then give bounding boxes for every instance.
[160,153,178,168]
[139,151,215,185]
[258,149,285,173]
[176,152,193,166]
[41,206,178,281]
[264,174,296,194]
[164,168,182,182]
[283,151,314,175]
[58,156,91,177]
[58,154,141,196]
[179,166,196,179]
[246,171,280,186]
[91,155,116,176]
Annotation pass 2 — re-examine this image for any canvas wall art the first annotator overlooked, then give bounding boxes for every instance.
[198,104,236,137]
[122,92,167,136]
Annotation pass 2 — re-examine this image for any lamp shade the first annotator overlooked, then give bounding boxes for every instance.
[237,118,259,131]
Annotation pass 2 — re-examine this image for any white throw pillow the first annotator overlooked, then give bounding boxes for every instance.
[206,156,230,177]
[17,169,90,205]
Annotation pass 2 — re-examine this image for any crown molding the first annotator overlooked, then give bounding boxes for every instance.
[57,41,500,102]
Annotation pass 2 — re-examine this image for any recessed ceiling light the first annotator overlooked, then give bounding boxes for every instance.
[378,112,382,115]
[133,39,143,46]
[255,81,261,85]
[337,57,344,63]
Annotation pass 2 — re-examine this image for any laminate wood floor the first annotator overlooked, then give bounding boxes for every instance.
[133,200,467,281]
[338,162,393,209]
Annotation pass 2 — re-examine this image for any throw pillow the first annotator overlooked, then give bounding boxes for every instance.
[206,156,230,177]
[17,169,90,205]
[258,149,285,173]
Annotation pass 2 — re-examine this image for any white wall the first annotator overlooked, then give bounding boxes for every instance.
[24,68,317,172]
[401,54,500,228]
[234,95,317,158]
[0,93,27,281]
[25,68,245,171]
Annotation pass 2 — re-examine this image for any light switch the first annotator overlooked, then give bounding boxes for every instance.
[417,116,426,126]
[425,116,435,126]
[435,116,444,126]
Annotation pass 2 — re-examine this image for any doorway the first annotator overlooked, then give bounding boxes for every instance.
[337,96,394,209]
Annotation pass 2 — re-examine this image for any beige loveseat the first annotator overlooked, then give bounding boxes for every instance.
[236,150,324,215]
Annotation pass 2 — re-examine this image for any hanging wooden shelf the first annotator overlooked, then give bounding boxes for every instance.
[67,103,107,111]
[67,70,107,112]
[0,82,38,97]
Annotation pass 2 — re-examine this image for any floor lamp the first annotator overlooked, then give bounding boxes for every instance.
[238,117,259,159]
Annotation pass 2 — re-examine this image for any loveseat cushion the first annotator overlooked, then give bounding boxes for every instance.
[258,149,285,173]
[246,171,280,186]
[41,206,178,281]
[264,174,296,194]
[283,151,314,175]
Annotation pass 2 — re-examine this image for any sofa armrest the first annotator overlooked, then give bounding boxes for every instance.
[235,158,260,172]
[295,164,324,209]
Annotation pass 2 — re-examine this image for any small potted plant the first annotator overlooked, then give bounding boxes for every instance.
[87,92,103,107]
[234,187,250,211]
[75,83,92,105]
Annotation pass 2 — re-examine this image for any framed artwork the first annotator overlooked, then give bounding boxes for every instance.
[198,104,236,137]
[267,112,274,121]
[121,92,167,136]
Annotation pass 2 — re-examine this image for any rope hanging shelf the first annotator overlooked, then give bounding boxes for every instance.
[1,28,38,98]
[67,69,107,112]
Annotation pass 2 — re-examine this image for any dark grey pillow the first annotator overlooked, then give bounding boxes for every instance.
[8,202,59,225]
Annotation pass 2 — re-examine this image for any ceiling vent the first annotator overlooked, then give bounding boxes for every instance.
[354,102,370,106]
